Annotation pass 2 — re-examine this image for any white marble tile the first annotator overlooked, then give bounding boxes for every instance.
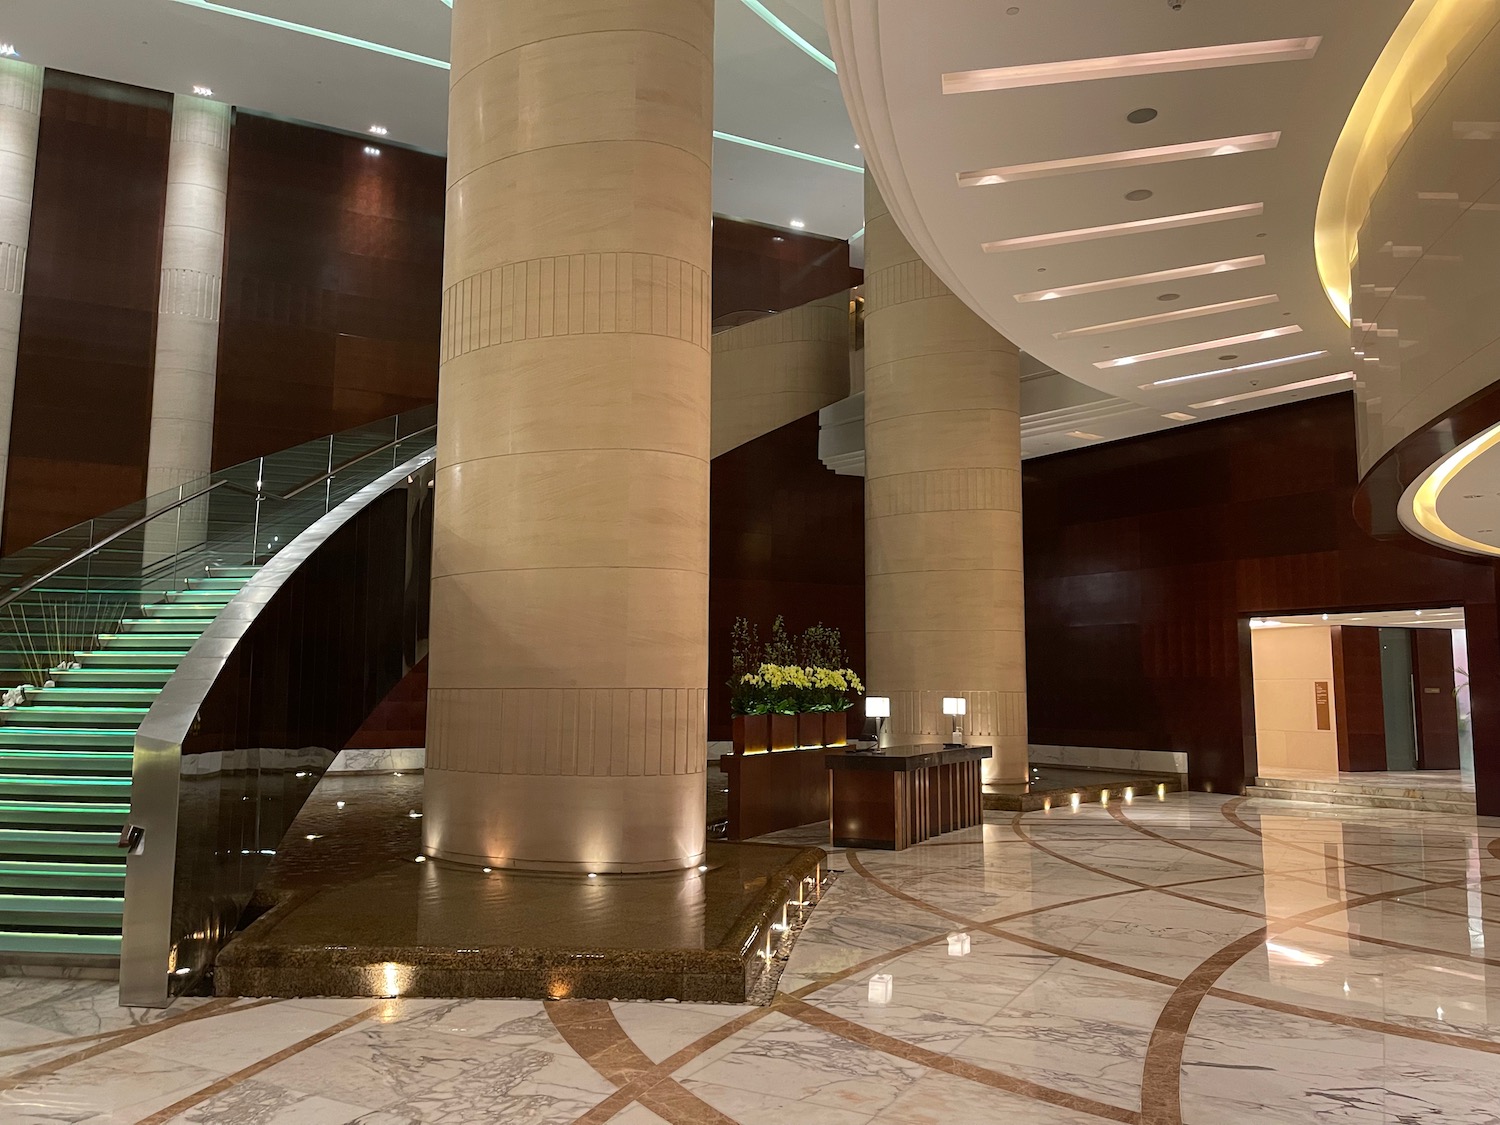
[129,1001,357,1076]
[603,1103,671,1125]
[3,1044,220,1125]
[164,1078,384,1125]
[609,1001,754,1063]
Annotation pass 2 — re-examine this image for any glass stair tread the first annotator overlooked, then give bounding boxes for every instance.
[0,750,134,774]
[0,860,125,892]
[0,931,121,956]
[0,730,138,748]
[0,894,124,913]
[0,776,132,797]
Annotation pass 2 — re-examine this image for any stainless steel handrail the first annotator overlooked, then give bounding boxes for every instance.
[0,480,228,612]
[0,422,438,612]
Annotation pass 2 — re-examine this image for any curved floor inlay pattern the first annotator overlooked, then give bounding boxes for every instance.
[3,792,1500,1123]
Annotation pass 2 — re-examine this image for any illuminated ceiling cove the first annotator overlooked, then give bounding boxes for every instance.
[0,0,865,241]
[827,0,1419,450]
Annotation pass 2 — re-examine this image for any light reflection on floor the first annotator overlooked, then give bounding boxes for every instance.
[2,792,1499,1123]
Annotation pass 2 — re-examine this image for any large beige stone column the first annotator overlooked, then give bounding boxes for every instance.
[423,0,714,873]
[146,95,232,499]
[0,60,43,530]
[862,177,1027,782]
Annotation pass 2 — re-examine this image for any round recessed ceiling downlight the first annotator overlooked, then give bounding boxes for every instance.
[1006,5,1021,13]
[1127,107,1158,124]
[1125,189,1154,202]
[1157,293,1181,302]
[1219,354,1239,361]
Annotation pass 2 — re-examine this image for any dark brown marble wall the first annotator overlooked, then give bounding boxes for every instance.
[1332,625,1387,771]
[211,114,445,469]
[708,413,865,741]
[1022,393,1500,809]
[2,71,172,552]
[711,217,861,326]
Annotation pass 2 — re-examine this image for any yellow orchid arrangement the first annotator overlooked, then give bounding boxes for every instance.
[730,617,863,716]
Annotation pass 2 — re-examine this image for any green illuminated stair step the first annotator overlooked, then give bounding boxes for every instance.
[72,651,188,667]
[117,617,216,634]
[2,706,149,728]
[141,602,230,618]
[0,828,121,857]
[0,774,131,798]
[32,686,158,705]
[0,895,124,926]
[206,566,257,579]
[163,589,239,604]
[0,859,124,892]
[0,728,136,748]
[188,577,248,591]
[52,668,174,687]
[0,931,120,956]
[0,800,131,826]
[0,749,133,774]
[92,634,197,650]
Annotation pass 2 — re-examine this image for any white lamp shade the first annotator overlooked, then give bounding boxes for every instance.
[866,696,891,718]
[942,696,967,716]
[947,932,971,957]
[867,973,893,1004]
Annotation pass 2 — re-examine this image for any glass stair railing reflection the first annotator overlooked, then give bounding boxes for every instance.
[0,407,435,961]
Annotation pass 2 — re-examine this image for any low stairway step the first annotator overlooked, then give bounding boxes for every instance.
[0,749,133,775]
[0,774,132,798]
[1245,784,1473,815]
[0,799,132,827]
[0,859,125,892]
[117,617,215,634]
[0,727,136,748]
[0,930,120,956]
[0,894,124,927]
[93,633,197,650]
[73,650,188,668]
[140,602,228,619]
[206,566,258,579]
[32,686,159,705]
[188,577,248,592]
[0,827,122,858]
[1,706,148,728]
[53,668,175,686]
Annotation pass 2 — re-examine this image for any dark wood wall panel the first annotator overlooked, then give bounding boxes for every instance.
[1411,628,1461,769]
[2,71,172,552]
[1023,393,1500,808]
[709,413,865,741]
[711,217,861,327]
[212,114,444,469]
[1332,625,1387,771]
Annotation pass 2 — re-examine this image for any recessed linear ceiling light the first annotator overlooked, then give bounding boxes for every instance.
[738,0,837,73]
[1016,255,1265,303]
[984,203,1262,253]
[369,125,388,136]
[957,132,1280,186]
[1163,412,1196,421]
[1142,349,1328,388]
[1066,431,1104,440]
[789,219,806,229]
[1053,294,1279,339]
[1096,325,1301,369]
[1190,371,1354,410]
[167,0,450,68]
[0,43,17,58]
[713,130,864,174]
[192,84,213,97]
[942,37,1321,95]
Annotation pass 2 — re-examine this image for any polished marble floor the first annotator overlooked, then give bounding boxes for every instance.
[4,792,1500,1123]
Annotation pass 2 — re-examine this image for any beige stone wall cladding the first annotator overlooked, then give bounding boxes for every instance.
[862,176,1028,783]
[0,60,43,527]
[425,0,714,872]
[146,95,232,499]
[710,290,851,457]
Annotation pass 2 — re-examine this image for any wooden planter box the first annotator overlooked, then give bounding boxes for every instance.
[797,711,824,750]
[823,710,848,747]
[770,713,798,751]
[732,713,770,754]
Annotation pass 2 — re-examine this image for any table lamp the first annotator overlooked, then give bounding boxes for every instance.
[942,696,967,744]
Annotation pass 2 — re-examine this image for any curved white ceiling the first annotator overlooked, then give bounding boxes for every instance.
[827,0,1416,443]
[0,0,866,240]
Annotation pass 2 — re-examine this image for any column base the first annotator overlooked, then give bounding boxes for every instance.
[423,768,707,874]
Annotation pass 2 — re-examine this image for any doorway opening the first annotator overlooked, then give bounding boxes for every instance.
[1247,608,1472,810]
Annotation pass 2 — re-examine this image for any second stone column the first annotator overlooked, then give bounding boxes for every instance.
[424,0,714,872]
[863,177,1028,783]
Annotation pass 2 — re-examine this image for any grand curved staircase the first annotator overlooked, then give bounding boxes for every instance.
[0,408,435,971]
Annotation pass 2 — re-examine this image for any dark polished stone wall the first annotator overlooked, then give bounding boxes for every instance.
[708,413,865,741]
[711,216,861,326]
[2,71,171,552]
[211,113,446,469]
[1022,392,1500,810]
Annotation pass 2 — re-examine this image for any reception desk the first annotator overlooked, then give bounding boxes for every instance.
[826,744,991,850]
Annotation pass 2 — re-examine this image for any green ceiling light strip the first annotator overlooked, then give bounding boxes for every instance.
[167,0,451,69]
[714,130,863,174]
[738,0,837,73]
